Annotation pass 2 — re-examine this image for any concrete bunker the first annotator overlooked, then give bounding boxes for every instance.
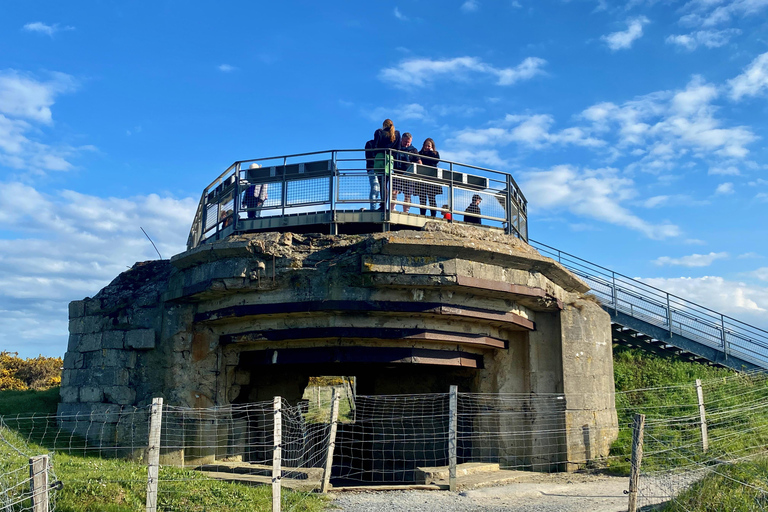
[60,223,618,479]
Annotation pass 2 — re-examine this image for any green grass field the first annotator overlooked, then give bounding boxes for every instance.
[0,388,326,512]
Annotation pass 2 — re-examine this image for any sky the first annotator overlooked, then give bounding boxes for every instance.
[2,0,768,358]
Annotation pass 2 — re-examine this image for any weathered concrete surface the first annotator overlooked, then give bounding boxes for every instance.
[58,223,617,470]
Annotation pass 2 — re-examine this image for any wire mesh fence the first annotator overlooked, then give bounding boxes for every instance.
[3,375,768,511]
[0,418,57,512]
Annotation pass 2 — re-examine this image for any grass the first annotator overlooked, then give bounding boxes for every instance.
[0,389,327,512]
[659,456,768,512]
[0,386,61,416]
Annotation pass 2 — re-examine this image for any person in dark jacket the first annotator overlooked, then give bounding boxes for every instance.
[372,119,401,211]
[464,194,482,224]
[417,138,442,216]
[364,139,381,210]
[393,132,421,213]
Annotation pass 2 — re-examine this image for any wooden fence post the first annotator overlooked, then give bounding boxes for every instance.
[146,397,163,512]
[695,379,709,452]
[29,454,49,512]
[627,413,645,512]
[448,385,458,492]
[273,396,282,512]
[320,388,340,494]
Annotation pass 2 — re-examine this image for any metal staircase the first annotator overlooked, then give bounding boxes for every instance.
[530,240,768,371]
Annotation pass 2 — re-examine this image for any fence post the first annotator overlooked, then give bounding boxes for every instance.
[695,379,709,452]
[145,397,163,512]
[449,385,458,492]
[272,396,282,512]
[611,273,618,315]
[627,413,645,512]
[666,295,673,337]
[321,388,340,494]
[721,315,728,360]
[29,454,49,512]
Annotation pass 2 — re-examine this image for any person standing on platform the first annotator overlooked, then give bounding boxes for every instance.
[464,194,482,224]
[417,138,442,217]
[373,119,401,211]
[394,132,421,213]
[243,163,268,219]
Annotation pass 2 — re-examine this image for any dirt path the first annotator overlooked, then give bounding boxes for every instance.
[330,473,666,512]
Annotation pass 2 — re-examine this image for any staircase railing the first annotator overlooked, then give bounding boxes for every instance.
[530,240,768,369]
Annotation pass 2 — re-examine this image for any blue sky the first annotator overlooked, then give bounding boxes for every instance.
[2,0,768,357]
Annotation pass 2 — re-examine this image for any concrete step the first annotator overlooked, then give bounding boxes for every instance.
[415,462,500,484]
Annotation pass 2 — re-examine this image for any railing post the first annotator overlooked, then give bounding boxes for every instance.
[281,156,287,219]
[330,151,338,235]
[145,397,163,512]
[233,162,241,233]
[627,413,645,512]
[272,396,282,512]
[505,175,513,235]
[721,315,728,359]
[695,379,709,452]
[321,389,340,494]
[612,272,618,315]
[29,455,49,512]
[666,294,673,337]
[448,385,458,492]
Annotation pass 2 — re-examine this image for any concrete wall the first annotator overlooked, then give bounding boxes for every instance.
[58,223,618,470]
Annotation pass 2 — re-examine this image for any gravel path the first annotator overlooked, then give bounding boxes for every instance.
[329,473,655,512]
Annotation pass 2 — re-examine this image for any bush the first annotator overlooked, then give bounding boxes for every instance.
[0,351,62,391]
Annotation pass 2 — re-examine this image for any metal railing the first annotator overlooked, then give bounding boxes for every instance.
[530,240,768,369]
[187,149,528,249]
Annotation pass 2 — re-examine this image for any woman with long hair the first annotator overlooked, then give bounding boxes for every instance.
[372,119,401,211]
[418,138,442,216]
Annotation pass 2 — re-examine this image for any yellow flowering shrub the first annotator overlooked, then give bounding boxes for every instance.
[0,352,63,391]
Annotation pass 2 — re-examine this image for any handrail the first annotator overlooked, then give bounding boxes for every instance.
[529,239,768,369]
[188,148,529,250]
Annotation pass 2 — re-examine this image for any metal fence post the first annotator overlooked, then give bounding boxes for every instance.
[273,396,282,512]
[448,385,458,492]
[321,388,340,494]
[627,413,645,512]
[146,397,163,512]
[721,315,728,359]
[612,273,618,315]
[695,379,709,452]
[29,455,49,512]
[666,294,673,337]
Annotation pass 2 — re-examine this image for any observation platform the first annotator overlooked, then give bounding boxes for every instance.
[186,149,528,250]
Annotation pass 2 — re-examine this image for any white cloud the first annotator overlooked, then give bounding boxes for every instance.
[450,114,605,149]
[22,22,74,37]
[394,7,406,20]
[653,252,729,267]
[582,76,756,165]
[638,275,768,330]
[602,16,649,51]
[708,165,740,175]
[438,148,508,168]
[739,252,762,259]
[218,64,237,72]
[368,103,428,122]
[0,181,197,357]
[679,0,768,28]
[0,69,87,173]
[729,52,768,101]
[519,165,680,239]
[379,56,546,89]
[462,0,479,12]
[715,182,734,194]
[752,268,768,281]
[665,29,740,50]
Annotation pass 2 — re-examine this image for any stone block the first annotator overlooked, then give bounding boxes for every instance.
[132,308,158,329]
[104,386,136,405]
[66,334,81,352]
[78,333,102,352]
[126,329,156,350]
[91,367,130,386]
[60,386,79,403]
[102,331,125,349]
[63,352,85,370]
[85,299,103,315]
[69,300,86,319]
[80,386,104,403]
